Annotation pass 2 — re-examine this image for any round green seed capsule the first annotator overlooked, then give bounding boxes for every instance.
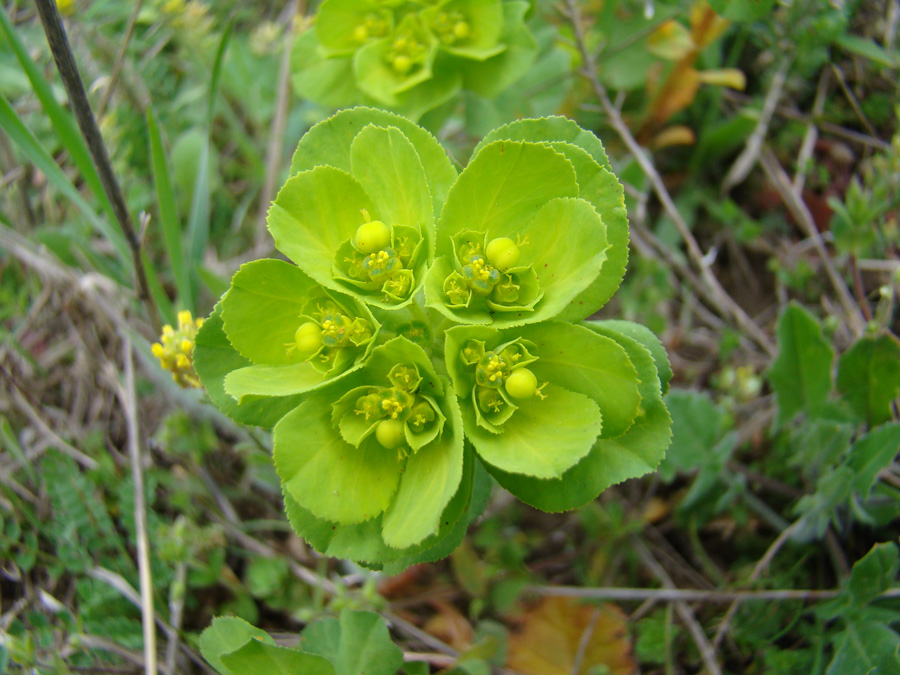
[392,54,413,74]
[485,237,520,272]
[375,419,406,449]
[354,221,392,254]
[453,21,470,40]
[293,322,322,357]
[505,368,538,399]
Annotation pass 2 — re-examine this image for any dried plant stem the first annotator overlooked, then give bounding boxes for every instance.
[33,0,161,334]
[759,147,867,334]
[528,584,894,603]
[255,0,299,247]
[563,0,775,357]
[97,0,144,119]
[120,337,158,675]
[633,538,723,675]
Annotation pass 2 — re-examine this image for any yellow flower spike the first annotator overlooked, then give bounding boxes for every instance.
[152,310,204,388]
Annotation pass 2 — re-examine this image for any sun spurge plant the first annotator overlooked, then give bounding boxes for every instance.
[192,107,672,569]
[291,0,539,121]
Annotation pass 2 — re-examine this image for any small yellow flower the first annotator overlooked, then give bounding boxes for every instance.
[56,0,75,16]
[152,310,205,388]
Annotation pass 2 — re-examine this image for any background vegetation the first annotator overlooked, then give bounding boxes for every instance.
[1,0,899,672]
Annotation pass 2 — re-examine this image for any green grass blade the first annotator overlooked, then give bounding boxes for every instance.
[207,17,234,126]
[0,6,116,227]
[186,17,234,306]
[143,249,176,326]
[0,92,130,264]
[147,107,190,310]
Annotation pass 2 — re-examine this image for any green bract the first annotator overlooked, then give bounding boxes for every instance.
[291,0,538,121]
[194,108,671,567]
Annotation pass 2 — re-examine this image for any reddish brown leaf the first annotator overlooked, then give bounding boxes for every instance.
[507,597,636,675]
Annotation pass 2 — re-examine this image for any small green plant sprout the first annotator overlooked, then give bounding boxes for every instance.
[152,310,204,388]
[193,108,671,567]
[291,0,538,121]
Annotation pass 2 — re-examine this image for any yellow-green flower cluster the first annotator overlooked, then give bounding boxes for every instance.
[152,310,204,388]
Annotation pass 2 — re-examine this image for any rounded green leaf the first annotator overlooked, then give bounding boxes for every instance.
[200,616,276,675]
[221,640,335,675]
[465,383,602,478]
[290,30,359,108]
[282,443,476,565]
[588,319,672,395]
[349,124,434,255]
[193,304,305,428]
[459,0,537,97]
[435,140,578,256]
[268,165,374,285]
[274,394,403,525]
[290,107,457,214]
[518,321,641,438]
[225,362,364,402]
[837,334,900,426]
[221,259,365,366]
[487,325,672,511]
[382,383,464,548]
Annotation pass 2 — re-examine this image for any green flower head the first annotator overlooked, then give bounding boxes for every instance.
[218,259,380,403]
[291,0,538,121]
[267,108,460,311]
[274,336,465,552]
[192,109,670,570]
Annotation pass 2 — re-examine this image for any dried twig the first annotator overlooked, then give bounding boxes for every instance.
[759,147,866,334]
[721,60,790,194]
[254,0,300,247]
[118,337,158,675]
[633,538,723,675]
[33,0,161,334]
[562,0,776,356]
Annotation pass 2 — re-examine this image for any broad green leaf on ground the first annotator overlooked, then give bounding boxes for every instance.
[290,108,457,215]
[846,542,900,610]
[486,324,669,511]
[193,305,304,428]
[826,620,900,675]
[836,334,900,426]
[819,543,900,675]
[300,610,404,675]
[767,303,834,424]
[220,640,335,675]
[199,616,276,674]
[657,390,731,482]
[847,423,900,498]
[506,597,636,675]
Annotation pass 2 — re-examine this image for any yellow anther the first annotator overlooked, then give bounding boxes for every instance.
[153,310,204,388]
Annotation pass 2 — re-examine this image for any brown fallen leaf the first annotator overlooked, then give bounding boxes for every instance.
[423,599,474,652]
[507,597,636,675]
